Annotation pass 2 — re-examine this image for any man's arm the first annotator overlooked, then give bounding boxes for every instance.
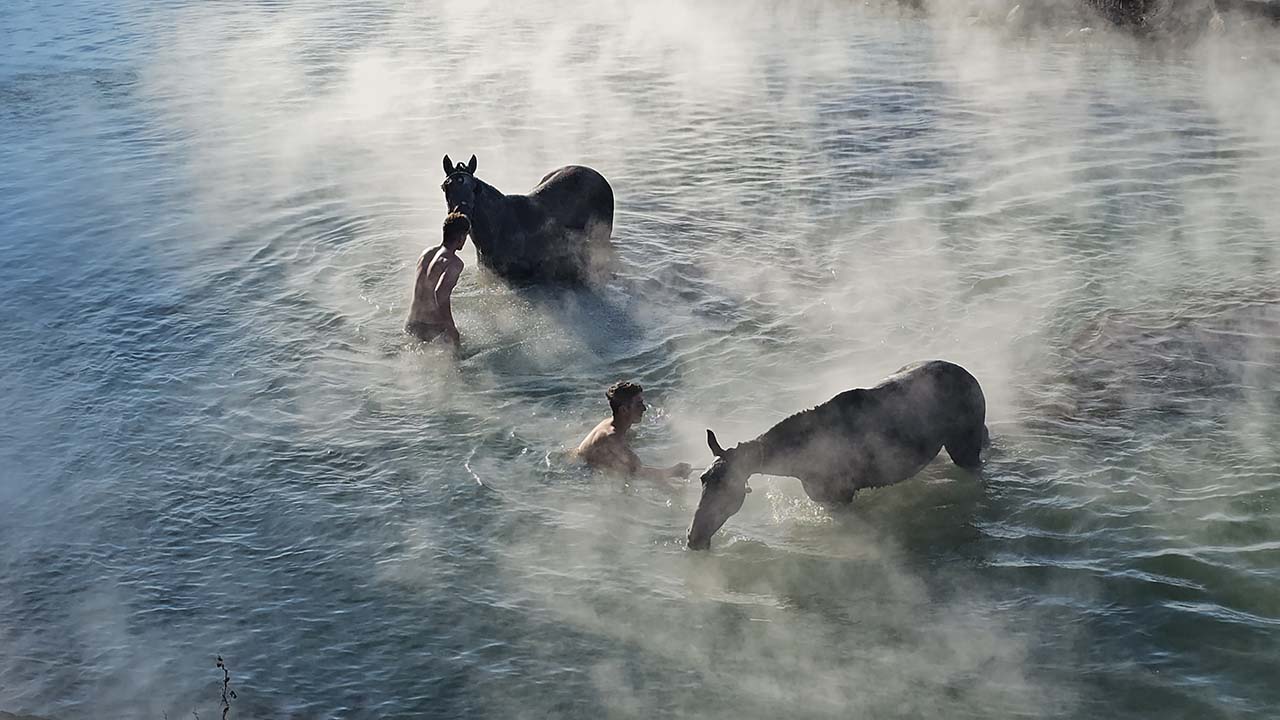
[620,445,692,481]
[579,430,691,481]
[417,247,441,274]
[434,260,463,343]
[411,247,441,298]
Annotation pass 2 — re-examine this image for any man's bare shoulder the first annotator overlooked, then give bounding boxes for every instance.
[575,418,619,456]
[582,418,617,442]
[429,251,463,273]
[417,247,441,271]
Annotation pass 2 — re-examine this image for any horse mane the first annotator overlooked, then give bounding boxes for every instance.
[756,389,868,458]
[462,176,509,239]
[473,175,505,201]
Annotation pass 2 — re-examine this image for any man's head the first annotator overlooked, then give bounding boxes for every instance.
[606,380,646,424]
[442,212,470,251]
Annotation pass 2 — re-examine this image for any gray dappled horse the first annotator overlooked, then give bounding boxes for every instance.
[687,360,989,550]
[440,154,614,284]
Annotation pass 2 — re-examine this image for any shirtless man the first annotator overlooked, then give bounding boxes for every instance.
[575,381,692,481]
[406,212,469,344]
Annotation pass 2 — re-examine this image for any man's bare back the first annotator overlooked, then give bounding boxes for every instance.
[406,214,468,343]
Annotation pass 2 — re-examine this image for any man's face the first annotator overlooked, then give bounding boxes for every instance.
[625,392,647,421]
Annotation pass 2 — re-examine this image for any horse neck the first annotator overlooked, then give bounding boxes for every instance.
[466,179,508,246]
[754,406,823,476]
[733,438,776,478]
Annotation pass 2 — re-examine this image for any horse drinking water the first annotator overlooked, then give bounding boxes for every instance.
[687,360,989,550]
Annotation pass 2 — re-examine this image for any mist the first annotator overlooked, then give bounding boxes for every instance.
[2,0,1278,717]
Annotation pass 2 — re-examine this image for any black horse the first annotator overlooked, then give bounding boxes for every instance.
[687,360,989,550]
[440,154,614,284]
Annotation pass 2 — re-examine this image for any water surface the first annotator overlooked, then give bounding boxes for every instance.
[2,1,1279,717]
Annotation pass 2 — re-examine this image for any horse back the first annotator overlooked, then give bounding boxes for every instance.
[861,360,985,440]
[528,165,615,231]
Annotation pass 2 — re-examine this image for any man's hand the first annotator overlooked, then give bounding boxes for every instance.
[669,462,693,479]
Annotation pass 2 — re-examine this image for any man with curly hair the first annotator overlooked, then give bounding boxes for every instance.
[574,380,692,481]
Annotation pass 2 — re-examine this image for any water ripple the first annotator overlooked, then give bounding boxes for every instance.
[3,1,1280,718]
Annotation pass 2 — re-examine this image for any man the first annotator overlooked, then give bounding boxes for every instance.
[575,381,692,481]
[406,212,469,344]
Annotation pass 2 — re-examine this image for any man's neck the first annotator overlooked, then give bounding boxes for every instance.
[611,414,634,434]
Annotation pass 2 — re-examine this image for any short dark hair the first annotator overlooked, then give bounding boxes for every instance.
[606,380,643,414]
[443,212,471,243]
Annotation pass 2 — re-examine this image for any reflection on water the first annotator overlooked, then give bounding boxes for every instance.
[1,0,1278,718]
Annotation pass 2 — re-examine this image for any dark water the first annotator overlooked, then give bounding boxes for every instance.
[2,1,1279,718]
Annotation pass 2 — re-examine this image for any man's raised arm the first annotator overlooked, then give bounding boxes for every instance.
[434,262,463,344]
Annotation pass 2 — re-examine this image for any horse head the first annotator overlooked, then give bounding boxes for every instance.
[441,154,480,214]
[687,430,757,550]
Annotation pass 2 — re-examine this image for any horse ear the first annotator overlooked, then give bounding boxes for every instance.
[466,154,477,174]
[706,429,725,457]
[442,155,453,176]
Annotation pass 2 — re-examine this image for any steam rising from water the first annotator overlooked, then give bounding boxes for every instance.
[2,0,1279,717]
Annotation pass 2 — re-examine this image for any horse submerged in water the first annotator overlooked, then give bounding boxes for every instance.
[687,360,989,550]
[440,154,614,284]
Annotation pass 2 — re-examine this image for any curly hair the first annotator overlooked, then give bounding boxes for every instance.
[606,380,643,414]
[442,212,471,243]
